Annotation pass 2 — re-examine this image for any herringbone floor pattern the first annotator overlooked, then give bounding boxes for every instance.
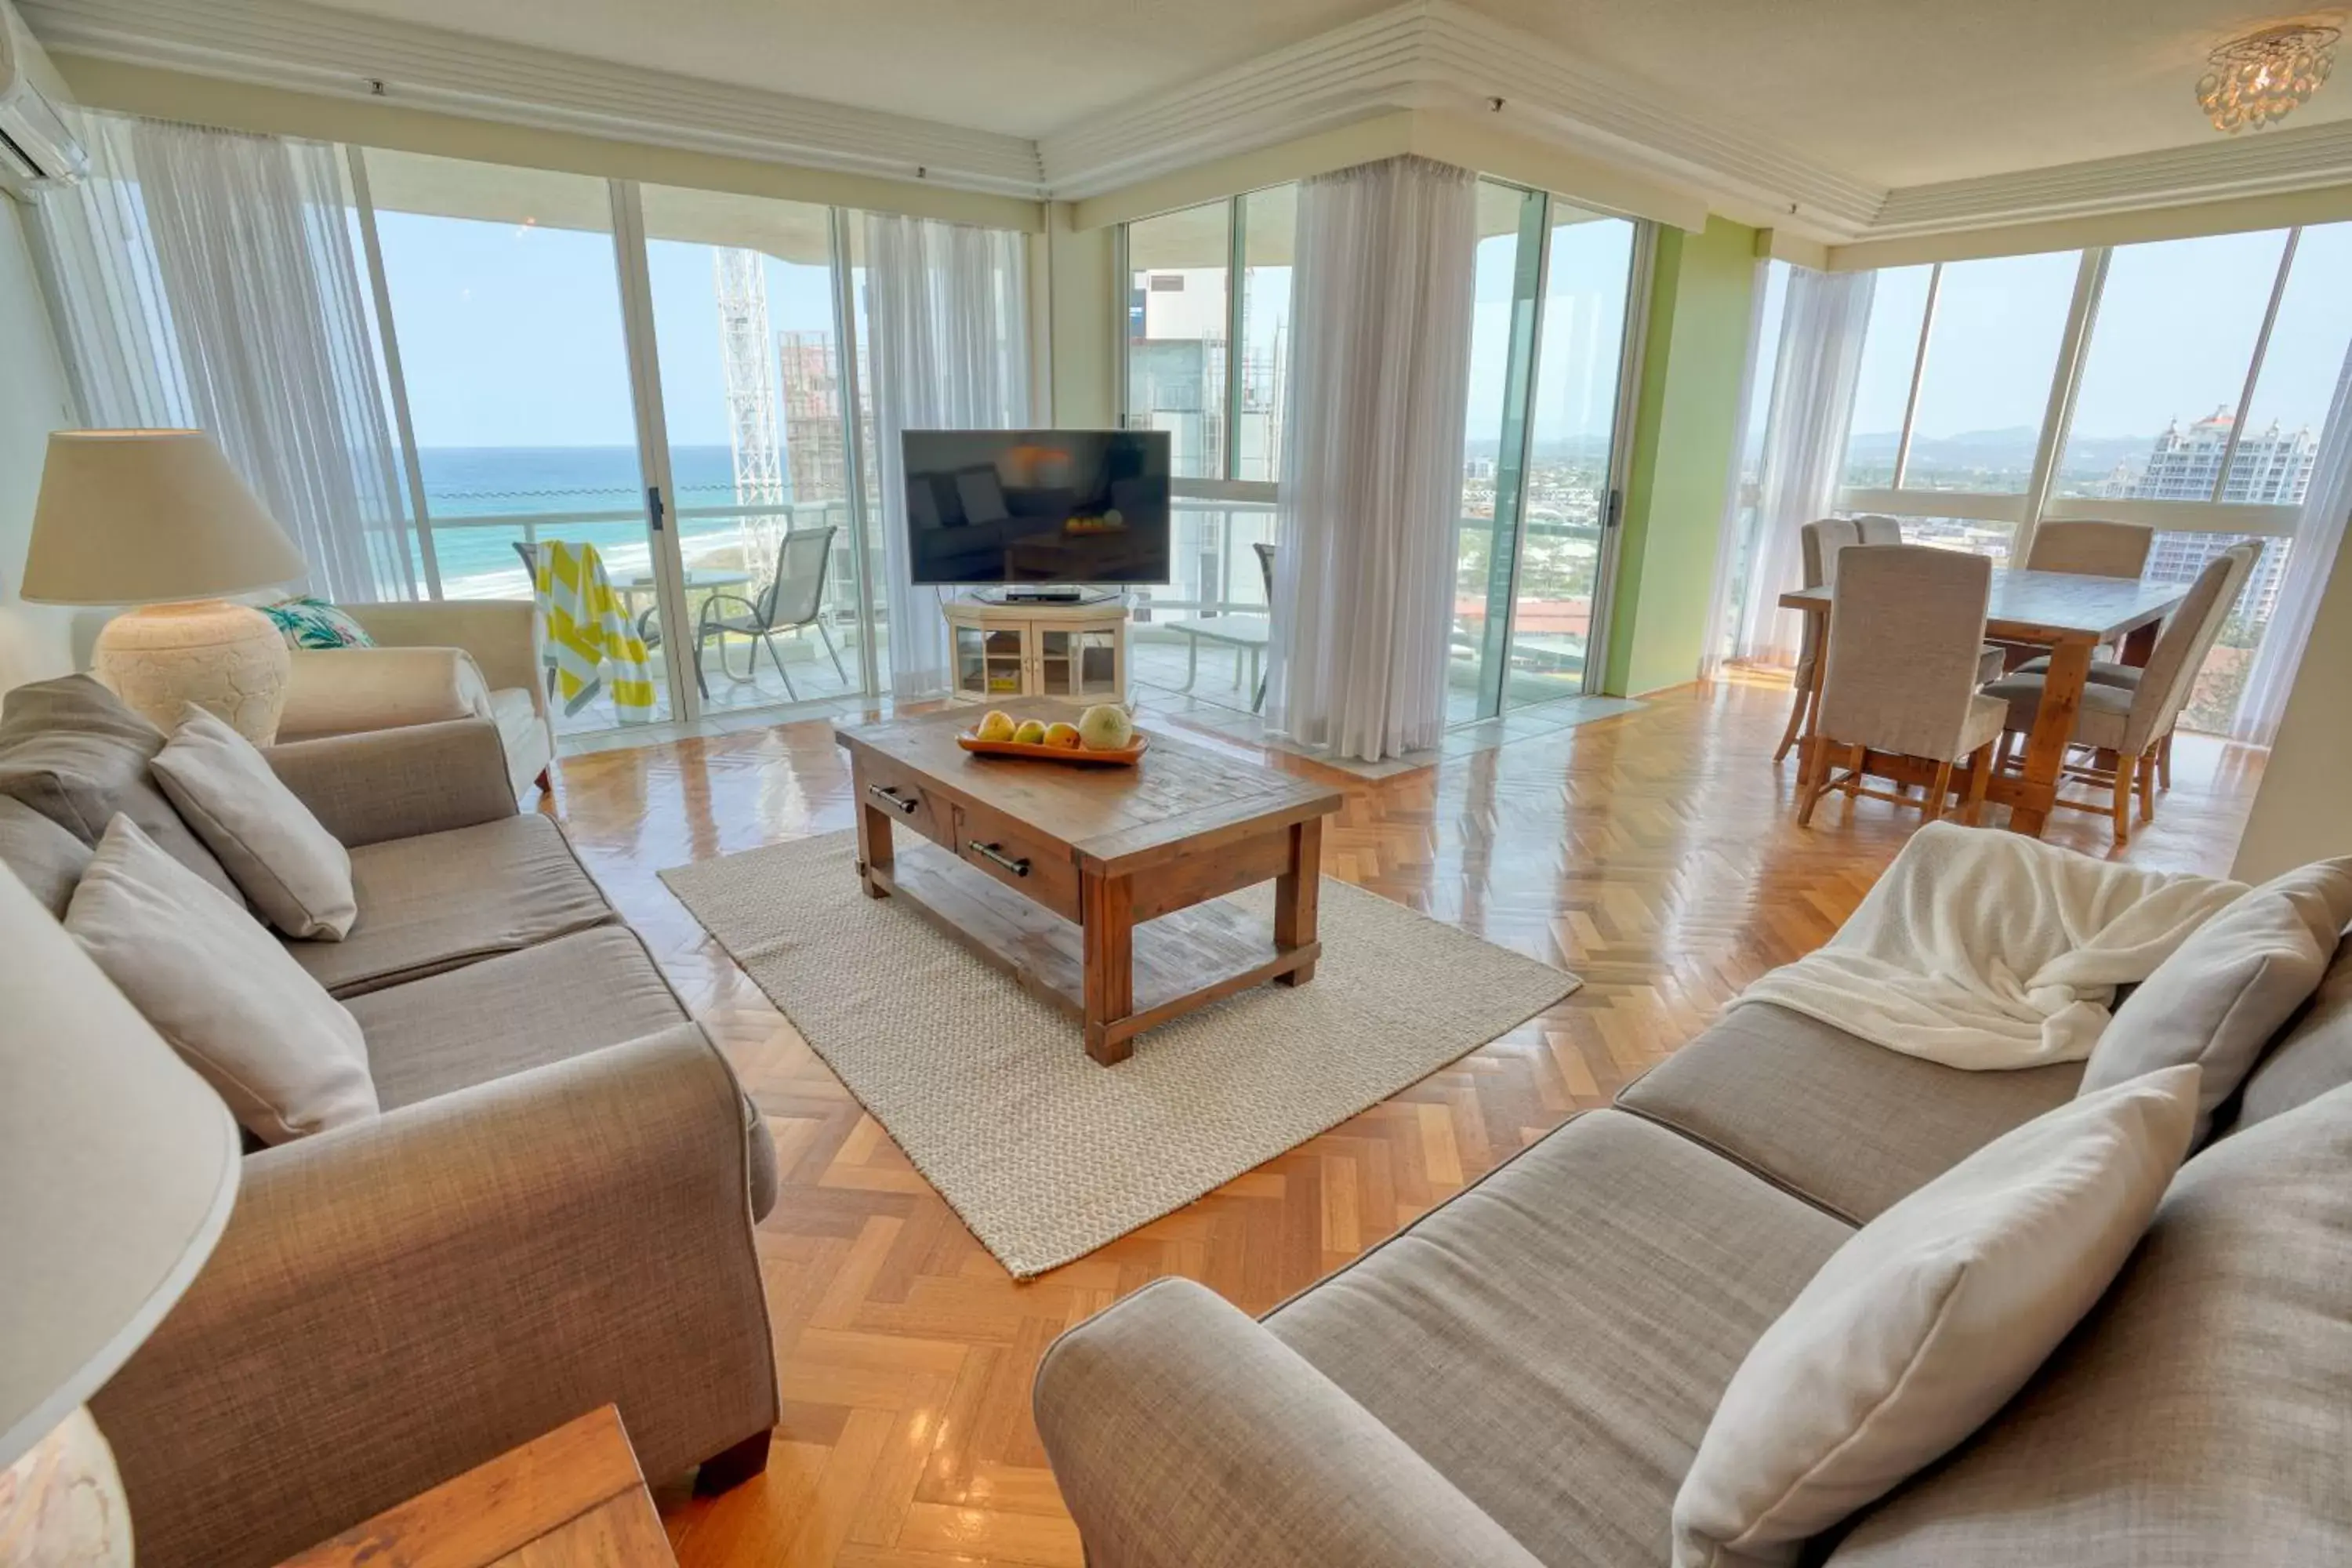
[544,674,2261,1567]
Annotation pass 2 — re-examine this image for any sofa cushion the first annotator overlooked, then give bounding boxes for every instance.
[288,814,614,996]
[1828,1080,2352,1566]
[348,937,778,1219]
[2087,859,2352,1139]
[1265,1109,1852,1567]
[349,924,686,1107]
[1674,1066,2199,1568]
[1617,1003,2083,1224]
[0,673,241,902]
[2232,924,2352,1131]
[67,815,376,1144]
[153,703,358,940]
[0,795,93,916]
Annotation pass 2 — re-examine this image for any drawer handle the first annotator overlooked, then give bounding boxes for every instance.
[867,784,919,815]
[968,840,1030,877]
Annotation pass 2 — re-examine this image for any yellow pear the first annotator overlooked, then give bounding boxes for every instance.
[975,709,1017,742]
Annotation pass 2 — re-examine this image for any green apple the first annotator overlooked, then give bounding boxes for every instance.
[1012,719,1049,745]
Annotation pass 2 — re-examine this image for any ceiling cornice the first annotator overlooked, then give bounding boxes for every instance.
[21,0,2352,252]
[14,0,1047,194]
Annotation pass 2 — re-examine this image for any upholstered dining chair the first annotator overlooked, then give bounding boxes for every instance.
[1798,544,2008,828]
[1981,540,2257,846]
[1852,514,1904,546]
[1984,519,2158,677]
[1773,518,1864,762]
[2026,518,2155,579]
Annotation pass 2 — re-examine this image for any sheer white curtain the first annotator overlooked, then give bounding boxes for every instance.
[2237,338,2352,745]
[1267,155,1475,762]
[33,112,416,601]
[863,212,1032,700]
[1700,256,1774,678]
[1728,266,1875,666]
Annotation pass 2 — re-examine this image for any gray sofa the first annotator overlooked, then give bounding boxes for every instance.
[1036,931,2352,1564]
[0,675,779,1568]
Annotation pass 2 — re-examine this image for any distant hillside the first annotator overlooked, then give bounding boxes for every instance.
[1849,427,2156,477]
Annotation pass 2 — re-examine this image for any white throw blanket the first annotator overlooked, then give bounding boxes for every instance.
[1742,822,2246,1069]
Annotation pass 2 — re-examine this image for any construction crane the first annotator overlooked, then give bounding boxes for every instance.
[713,247,787,580]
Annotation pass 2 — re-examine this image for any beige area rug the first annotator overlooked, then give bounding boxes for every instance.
[662,830,1580,1276]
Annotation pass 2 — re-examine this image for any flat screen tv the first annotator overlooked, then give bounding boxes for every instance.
[902,429,1171,587]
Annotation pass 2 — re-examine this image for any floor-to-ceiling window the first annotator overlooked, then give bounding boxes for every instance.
[1815,223,2352,734]
[339,147,1027,731]
[1450,180,1644,723]
[1119,176,1645,724]
[1120,189,1290,711]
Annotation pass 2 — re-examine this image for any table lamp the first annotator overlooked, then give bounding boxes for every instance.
[0,866,243,1565]
[20,429,310,743]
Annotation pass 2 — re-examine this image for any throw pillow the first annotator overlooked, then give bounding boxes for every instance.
[262,595,377,651]
[1670,1063,2201,1568]
[151,703,358,940]
[0,673,244,903]
[2085,858,2352,1140]
[65,815,377,1143]
[0,796,93,918]
[2231,924,2352,1131]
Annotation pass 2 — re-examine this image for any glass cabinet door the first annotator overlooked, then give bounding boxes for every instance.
[1039,626,1120,700]
[954,622,1028,699]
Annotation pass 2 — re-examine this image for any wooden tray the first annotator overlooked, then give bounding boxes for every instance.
[956,729,1150,766]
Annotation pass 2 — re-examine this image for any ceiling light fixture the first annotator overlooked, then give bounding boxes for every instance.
[2197,23,2339,132]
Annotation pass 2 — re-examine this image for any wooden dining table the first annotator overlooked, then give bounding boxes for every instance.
[1780,568,2189,837]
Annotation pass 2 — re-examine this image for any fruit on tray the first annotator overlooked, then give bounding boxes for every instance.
[1076,704,1134,751]
[1043,720,1082,749]
[1012,719,1049,745]
[975,710,1017,742]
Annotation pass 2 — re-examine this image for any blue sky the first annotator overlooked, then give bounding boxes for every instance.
[372,211,836,449]
[371,206,2352,456]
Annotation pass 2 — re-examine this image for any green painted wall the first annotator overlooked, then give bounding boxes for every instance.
[1602,216,1759,697]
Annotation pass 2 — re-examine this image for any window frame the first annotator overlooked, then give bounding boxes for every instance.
[1835,229,2318,558]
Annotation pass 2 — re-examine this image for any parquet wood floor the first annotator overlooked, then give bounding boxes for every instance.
[544,673,2262,1568]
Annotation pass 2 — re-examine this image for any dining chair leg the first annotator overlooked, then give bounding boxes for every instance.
[2110,764,2133,847]
[1925,759,1953,824]
[2158,731,2173,791]
[1773,684,1809,763]
[1796,733,1830,826]
[1846,744,1867,804]
[2137,748,2158,824]
[1962,742,1994,826]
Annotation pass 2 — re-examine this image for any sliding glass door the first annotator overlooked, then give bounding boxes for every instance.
[1453,180,1643,723]
[634,184,874,715]
[357,150,683,726]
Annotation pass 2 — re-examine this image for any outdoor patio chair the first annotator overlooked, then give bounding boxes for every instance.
[695,526,844,701]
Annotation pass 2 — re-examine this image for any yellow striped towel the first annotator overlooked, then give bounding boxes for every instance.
[535,541,657,723]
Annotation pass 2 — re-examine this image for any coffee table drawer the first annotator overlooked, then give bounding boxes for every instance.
[952,800,1080,920]
[858,757,949,848]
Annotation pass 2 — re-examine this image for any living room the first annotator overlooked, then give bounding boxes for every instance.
[3,0,2350,1564]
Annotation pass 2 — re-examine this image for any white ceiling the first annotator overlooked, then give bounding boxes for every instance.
[285,0,2352,187]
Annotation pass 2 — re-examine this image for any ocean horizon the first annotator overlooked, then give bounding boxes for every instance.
[408,444,850,596]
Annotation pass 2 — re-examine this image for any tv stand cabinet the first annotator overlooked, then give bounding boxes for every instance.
[946,594,1127,706]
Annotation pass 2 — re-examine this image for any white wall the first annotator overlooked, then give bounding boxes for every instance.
[2234,537,2352,882]
[0,196,78,689]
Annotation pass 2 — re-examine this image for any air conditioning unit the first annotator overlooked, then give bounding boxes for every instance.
[0,2,86,191]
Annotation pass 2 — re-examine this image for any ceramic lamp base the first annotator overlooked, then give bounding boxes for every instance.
[92,601,290,745]
[0,1408,132,1567]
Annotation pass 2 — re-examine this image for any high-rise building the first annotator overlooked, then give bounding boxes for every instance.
[778,331,848,503]
[2124,408,2309,623]
[2128,408,2316,504]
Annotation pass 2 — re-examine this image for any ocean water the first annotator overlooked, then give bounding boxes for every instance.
[412,445,846,597]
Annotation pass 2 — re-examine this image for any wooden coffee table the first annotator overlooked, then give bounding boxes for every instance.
[837,700,1343,1063]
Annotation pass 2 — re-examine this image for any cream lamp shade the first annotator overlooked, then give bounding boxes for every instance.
[0,864,242,1562]
[20,430,306,607]
[19,430,311,743]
